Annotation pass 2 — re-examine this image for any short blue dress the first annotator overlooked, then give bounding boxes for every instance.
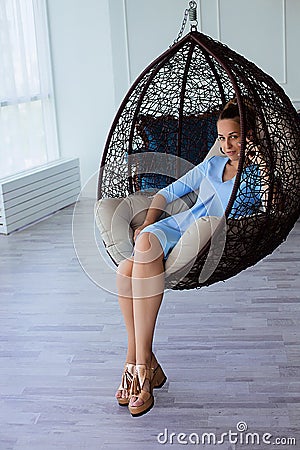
[139,156,261,258]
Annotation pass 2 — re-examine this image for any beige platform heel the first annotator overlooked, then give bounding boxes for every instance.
[128,364,154,417]
[128,359,167,417]
[152,362,167,390]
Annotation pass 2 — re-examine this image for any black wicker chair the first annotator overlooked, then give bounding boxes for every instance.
[97,30,300,290]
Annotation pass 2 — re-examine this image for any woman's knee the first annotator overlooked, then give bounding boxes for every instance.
[116,258,133,295]
[134,232,164,263]
[117,258,133,277]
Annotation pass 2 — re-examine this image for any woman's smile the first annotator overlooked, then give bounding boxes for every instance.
[217,119,241,162]
[225,150,239,158]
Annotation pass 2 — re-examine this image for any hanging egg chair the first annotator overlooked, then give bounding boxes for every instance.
[96,2,300,290]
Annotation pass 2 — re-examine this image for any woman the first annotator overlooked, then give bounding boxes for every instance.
[115,98,262,417]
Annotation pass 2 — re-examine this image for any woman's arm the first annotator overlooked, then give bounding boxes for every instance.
[156,161,208,203]
[143,193,167,224]
[134,193,166,241]
[133,160,208,241]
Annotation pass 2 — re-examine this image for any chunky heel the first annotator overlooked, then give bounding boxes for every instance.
[152,364,167,389]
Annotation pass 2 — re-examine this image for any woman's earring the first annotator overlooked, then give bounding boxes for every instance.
[219,147,225,155]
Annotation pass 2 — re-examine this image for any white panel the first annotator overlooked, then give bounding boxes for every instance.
[285,0,300,102]
[0,224,8,234]
[47,0,115,185]
[0,158,79,193]
[4,180,80,214]
[5,194,79,234]
[109,0,300,110]
[200,0,219,38]
[0,184,7,234]
[109,0,189,92]
[108,0,131,106]
[126,0,188,81]
[0,158,81,234]
[218,0,286,83]
[5,184,80,223]
[2,167,79,201]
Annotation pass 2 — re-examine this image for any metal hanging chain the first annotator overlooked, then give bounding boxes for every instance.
[171,1,198,46]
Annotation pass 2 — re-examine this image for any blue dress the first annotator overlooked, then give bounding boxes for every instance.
[139,156,261,258]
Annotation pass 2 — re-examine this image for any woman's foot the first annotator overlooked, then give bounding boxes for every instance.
[128,364,154,416]
[128,355,167,416]
[115,362,135,406]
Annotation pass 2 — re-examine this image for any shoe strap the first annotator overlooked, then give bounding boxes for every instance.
[150,355,161,375]
[120,363,135,390]
[131,364,151,396]
[126,363,135,376]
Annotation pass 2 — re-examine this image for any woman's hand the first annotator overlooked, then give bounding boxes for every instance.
[133,193,167,242]
[133,221,152,242]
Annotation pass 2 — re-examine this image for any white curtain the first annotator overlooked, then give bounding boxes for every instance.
[0,0,59,179]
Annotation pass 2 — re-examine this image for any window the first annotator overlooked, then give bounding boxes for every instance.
[0,0,59,179]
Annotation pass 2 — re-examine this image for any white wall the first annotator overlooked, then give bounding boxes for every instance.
[46,0,115,190]
[110,0,300,109]
[46,0,300,192]
[201,0,300,108]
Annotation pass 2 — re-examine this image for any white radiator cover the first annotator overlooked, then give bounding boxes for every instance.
[0,158,81,234]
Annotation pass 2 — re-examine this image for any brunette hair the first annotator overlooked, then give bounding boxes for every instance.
[218,97,256,133]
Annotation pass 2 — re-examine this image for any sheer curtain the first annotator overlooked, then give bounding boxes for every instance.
[0,0,59,179]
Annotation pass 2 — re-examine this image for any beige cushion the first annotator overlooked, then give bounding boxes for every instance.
[95,191,223,278]
[95,197,134,262]
[165,215,222,275]
[95,190,197,264]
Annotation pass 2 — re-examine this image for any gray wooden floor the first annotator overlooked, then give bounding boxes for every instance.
[0,201,299,450]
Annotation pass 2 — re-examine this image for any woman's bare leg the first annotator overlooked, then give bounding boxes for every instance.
[115,258,135,400]
[116,258,136,363]
[130,232,165,407]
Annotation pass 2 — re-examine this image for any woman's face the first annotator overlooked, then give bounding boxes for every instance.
[217,119,241,162]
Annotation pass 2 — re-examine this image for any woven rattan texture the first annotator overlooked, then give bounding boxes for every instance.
[98,31,300,290]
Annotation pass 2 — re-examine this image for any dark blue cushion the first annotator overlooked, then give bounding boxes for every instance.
[135,113,219,190]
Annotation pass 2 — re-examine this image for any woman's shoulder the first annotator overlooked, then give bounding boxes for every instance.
[204,155,228,167]
[193,155,227,176]
[206,155,227,162]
